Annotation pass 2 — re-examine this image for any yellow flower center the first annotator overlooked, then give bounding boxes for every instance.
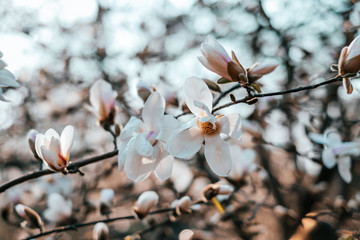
[197,115,223,135]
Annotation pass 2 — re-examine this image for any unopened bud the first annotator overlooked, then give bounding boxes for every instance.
[137,81,152,103]
[93,222,109,240]
[100,189,115,215]
[201,182,233,202]
[204,79,221,93]
[179,229,194,240]
[114,124,121,137]
[15,204,43,231]
[230,94,236,103]
[334,195,346,209]
[172,196,192,216]
[133,191,159,219]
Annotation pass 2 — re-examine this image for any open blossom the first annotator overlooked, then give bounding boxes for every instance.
[337,36,360,94]
[118,91,179,182]
[167,77,242,176]
[133,191,159,219]
[0,51,19,101]
[309,131,360,183]
[89,80,118,126]
[43,193,73,225]
[35,125,74,172]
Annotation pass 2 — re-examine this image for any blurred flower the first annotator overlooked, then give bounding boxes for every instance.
[309,131,360,183]
[171,196,192,216]
[228,144,257,181]
[198,35,247,84]
[93,222,109,240]
[43,193,72,225]
[133,191,159,219]
[27,129,40,160]
[337,36,360,94]
[118,91,179,182]
[167,77,241,176]
[89,80,118,126]
[100,189,114,215]
[35,125,74,172]
[170,160,194,193]
[0,51,19,101]
[179,229,194,240]
[15,204,43,230]
[201,182,234,202]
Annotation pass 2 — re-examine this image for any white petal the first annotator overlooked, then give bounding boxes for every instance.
[35,134,45,160]
[346,35,360,61]
[49,137,61,156]
[334,142,360,156]
[120,117,144,141]
[205,36,231,61]
[0,69,19,87]
[219,114,242,143]
[204,135,232,176]
[142,91,165,132]
[136,191,159,214]
[325,130,342,147]
[153,144,173,181]
[184,77,213,118]
[41,147,60,170]
[308,133,329,145]
[44,129,60,143]
[135,134,153,157]
[117,141,128,171]
[60,125,74,159]
[338,156,352,183]
[167,127,204,159]
[322,148,337,169]
[124,149,153,182]
[89,80,114,114]
[157,115,180,142]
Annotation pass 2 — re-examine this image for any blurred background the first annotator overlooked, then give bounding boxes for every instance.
[0,0,360,239]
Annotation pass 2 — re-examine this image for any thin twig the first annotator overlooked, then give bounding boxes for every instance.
[0,150,118,194]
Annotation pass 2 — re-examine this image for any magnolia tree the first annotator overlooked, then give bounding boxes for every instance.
[1,1,360,239]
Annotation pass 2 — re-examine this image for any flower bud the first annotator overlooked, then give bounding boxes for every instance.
[248,62,278,82]
[100,189,115,215]
[137,81,152,103]
[15,204,43,231]
[179,229,194,240]
[201,182,233,202]
[133,191,159,219]
[93,222,109,240]
[27,129,40,159]
[171,196,192,216]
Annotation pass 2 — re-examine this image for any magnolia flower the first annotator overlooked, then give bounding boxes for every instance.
[35,125,74,172]
[309,131,360,183]
[89,80,118,126]
[15,204,43,230]
[338,36,360,94]
[171,196,192,216]
[133,191,159,219]
[93,222,109,240]
[118,91,179,182]
[228,144,257,181]
[198,35,247,84]
[0,51,19,101]
[100,189,115,215]
[43,193,73,225]
[167,77,241,176]
[247,62,278,83]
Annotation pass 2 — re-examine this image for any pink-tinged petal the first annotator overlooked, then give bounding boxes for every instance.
[200,44,232,80]
[346,36,360,61]
[322,148,337,169]
[120,117,144,141]
[153,144,173,181]
[167,127,204,159]
[337,156,352,183]
[135,134,153,157]
[35,134,45,160]
[184,77,213,118]
[60,125,74,159]
[249,62,278,76]
[117,141,129,171]
[124,149,153,182]
[157,115,180,142]
[219,114,242,143]
[49,137,61,156]
[204,135,232,176]
[142,91,165,132]
[41,147,61,170]
[0,69,19,87]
